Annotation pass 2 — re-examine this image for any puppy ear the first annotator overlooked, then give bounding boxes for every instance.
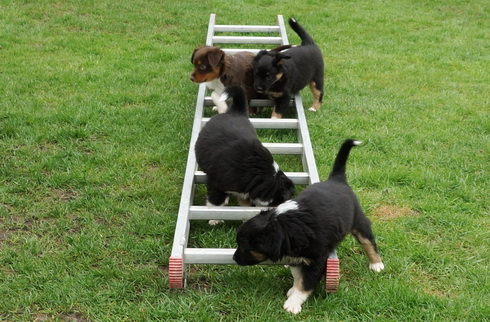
[276,53,291,65]
[207,47,224,68]
[255,50,268,59]
[191,46,205,63]
[261,223,288,262]
[278,171,295,199]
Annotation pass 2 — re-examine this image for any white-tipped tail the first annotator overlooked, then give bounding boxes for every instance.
[353,140,362,146]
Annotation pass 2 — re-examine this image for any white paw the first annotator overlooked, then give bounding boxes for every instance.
[308,107,317,112]
[369,262,385,272]
[217,106,228,114]
[208,220,224,226]
[211,105,228,113]
[283,287,309,314]
[283,300,302,315]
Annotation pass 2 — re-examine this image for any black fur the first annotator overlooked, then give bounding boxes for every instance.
[195,86,295,207]
[234,139,384,313]
[253,18,324,118]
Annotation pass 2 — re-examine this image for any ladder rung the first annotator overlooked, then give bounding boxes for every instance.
[223,48,261,55]
[184,248,294,265]
[263,142,303,154]
[201,117,298,129]
[194,171,309,184]
[249,118,299,129]
[214,25,280,33]
[204,97,274,107]
[204,97,293,108]
[212,36,283,44]
[185,248,236,264]
[189,206,265,220]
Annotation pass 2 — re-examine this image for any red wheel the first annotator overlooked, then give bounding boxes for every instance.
[168,257,184,289]
[325,258,339,293]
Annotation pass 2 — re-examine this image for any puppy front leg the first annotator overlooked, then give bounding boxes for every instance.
[206,188,229,225]
[271,95,290,119]
[283,266,313,314]
[211,90,228,113]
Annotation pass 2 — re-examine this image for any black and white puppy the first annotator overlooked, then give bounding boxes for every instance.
[253,18,324,118]
[234,139,384,314]
[195,85,295,224]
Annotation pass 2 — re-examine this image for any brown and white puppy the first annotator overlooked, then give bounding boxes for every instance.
[234,139,384,314]
[190,45,291,114]
[253,18,324,118]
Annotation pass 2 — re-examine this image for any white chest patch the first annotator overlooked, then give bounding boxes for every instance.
[206,78,224,91]
[275,200,299,216]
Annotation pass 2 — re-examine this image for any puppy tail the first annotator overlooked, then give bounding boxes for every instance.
[288,17,315,46]
[328,139,362,182]
[220,85,249,116]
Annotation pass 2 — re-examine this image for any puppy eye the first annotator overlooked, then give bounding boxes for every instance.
[199,64,206,70]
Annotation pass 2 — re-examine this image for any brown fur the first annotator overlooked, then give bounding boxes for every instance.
[190,45,292,114]
[190,46,259,102]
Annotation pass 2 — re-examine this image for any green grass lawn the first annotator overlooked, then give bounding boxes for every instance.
[1,0,489,320]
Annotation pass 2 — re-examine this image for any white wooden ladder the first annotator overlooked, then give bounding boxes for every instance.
[169,14,339,292]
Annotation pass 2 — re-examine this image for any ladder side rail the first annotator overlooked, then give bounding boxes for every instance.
[169,83,207,261]
[277,15,289,45]
[294,94,320,184]
[206,14,217,46]
[169,84,208,289]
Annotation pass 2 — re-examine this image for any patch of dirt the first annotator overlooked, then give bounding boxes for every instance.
[60,312,90,322]
[34,312,89,322]
[371,204,419,221]
[52,189,78,202]
[0,229,9,242]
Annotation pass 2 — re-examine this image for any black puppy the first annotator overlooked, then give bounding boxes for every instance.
[234,139,384,314]
[195,85,295,224]
[253,18,324,118]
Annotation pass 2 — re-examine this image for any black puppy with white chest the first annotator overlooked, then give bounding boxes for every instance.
[195,86,295,224]
[234,139,385,314]
[253,18,324,118]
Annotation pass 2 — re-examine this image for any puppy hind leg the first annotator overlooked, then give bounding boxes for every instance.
[351,225,384,272]
[308,81,323,112]
[237,196,251,207]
